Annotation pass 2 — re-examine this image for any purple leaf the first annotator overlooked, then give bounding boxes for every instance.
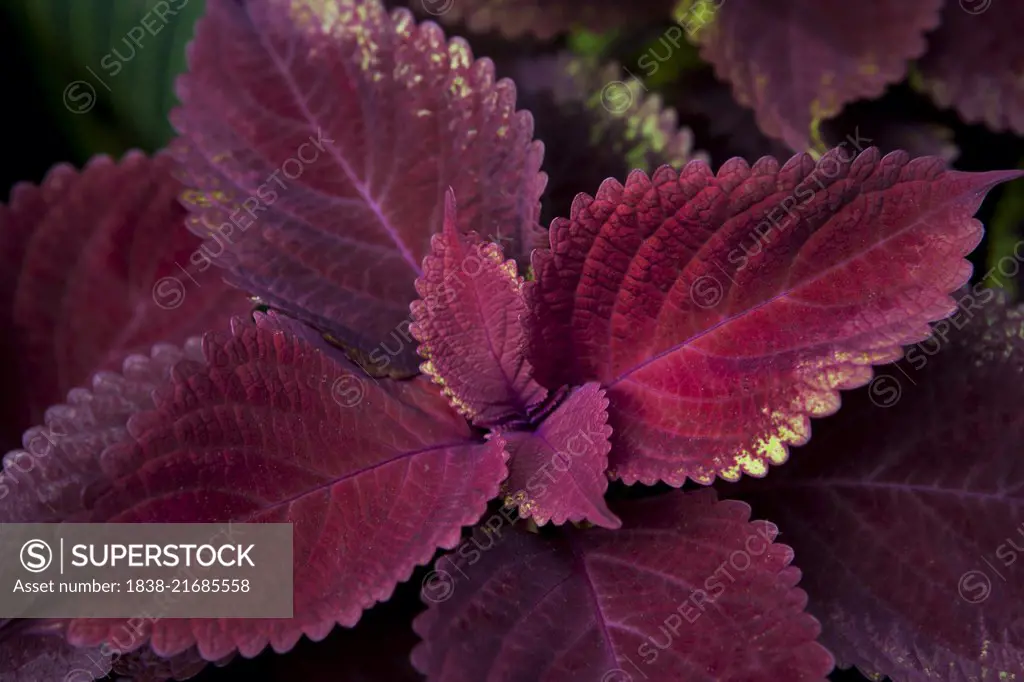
[1,313,508,663]
[695,0,943,149]
[732,292,1024,681]
[527,148,1022,486]
[0,152,251,449]
[171,0,546,376]
[917,0,1024,136]
[412,489,834,681]
[410,191,547,428]
[503,383,619,529]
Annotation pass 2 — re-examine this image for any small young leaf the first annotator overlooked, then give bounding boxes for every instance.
[412,489,833,681]
[733,293,1024,681]
[172,0,546,375]
[410,191,547,428]
[527,148,1022,486]
[503,382,619,529]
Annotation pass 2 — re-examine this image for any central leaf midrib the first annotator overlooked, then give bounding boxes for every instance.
[258,15,423,277]
[110,422,473,522]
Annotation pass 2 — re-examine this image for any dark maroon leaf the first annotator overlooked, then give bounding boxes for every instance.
[732,293,1024,681]
[527,148,1021,486]
[503,383,619,529]
[412,489,833,681]
[1,313,507,663]
[695,0,943,149]
[917,0,1024,136]
[171,0,546,376]
[410,191,547,428]
[424,0,676,40]
[0,152,251,449]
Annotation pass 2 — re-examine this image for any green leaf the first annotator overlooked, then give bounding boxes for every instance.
[568,28,619,59]
[9,0,203,155]
[984,158,1024,298]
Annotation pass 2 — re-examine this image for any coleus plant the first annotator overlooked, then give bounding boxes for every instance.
[1,0,1023,681]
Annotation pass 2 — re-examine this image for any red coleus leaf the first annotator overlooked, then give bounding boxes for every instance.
[0,152,251,448]
[694,0,942,150]
[503,383,619,529]
[171,0,546,376]
[917,0,1024,137]
[412,489,833,681]
[732,292,1024,681]
[427,0,676,40]
[527,148,1022,486]
[1,313,507,663]
[410,191,547,428]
